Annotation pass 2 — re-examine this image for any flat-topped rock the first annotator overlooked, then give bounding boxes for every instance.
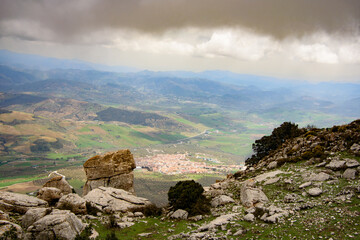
[83,187,152,213]
[0,191,48,214]
[83,150,136,195]
[84,149,135,179]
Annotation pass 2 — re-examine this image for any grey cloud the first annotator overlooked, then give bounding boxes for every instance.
[0,0,359,42]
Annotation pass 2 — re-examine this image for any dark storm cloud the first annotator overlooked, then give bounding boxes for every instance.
[0,0,359,41]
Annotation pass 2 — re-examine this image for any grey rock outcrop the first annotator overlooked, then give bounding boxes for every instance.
[56,193,87,215]
[240,179,269,207]
[0,191,48,214]
[83,187,152,213]
[24,209,84,240]
[83,150,136,195]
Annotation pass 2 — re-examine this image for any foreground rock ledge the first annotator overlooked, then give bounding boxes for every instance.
[83,149,136,195]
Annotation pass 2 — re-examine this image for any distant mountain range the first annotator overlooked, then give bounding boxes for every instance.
[0,49,359,118]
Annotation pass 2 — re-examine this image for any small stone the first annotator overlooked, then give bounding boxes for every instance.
[308,188,322,196]
[170,209,188,220]
[316,162,327,167]
[233,229,244,236]
[345,158,360,168]
[264,177,280,185]
[134,212,144,217]
[268,161,278,169]
[117,222,135,228]
[299,182,312,189]
[211,195,235,207]
[343,168,357,180]
[326,160,346,170]
[138,233,152,237]
[243,213,255,222]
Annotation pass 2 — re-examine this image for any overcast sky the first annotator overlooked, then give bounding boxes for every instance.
[0,0,359,82]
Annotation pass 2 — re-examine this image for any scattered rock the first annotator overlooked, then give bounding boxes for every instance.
[233,229,244,236]
[267,161,278,169]
[37,187,63,205]
[284,193,300,203]
[56,193,87,215]
[138,232,152,237]
[83,150,136,195]
[350,143,360,155]
[299,182,312,189]
[345,158,360,168]
[243,213,255,222]
[241,179,269,208]
[188,215,203,221]
[117,222,135,228]
[326,159,346,170]
[83,187,152,213]
[211,195,235,207]
[0,191,48,214]
[264,177,280,185]
[170,209,188,220]
[0,220,23,239]
[343,168,357,180]
[43,176,74,195]
[25,209,84,240]
[134,212,144,218]
[316,162,327,167]
[198,213,239,231]
[255,170,284,182]
[304,172,330,182]
[308,188,322,196]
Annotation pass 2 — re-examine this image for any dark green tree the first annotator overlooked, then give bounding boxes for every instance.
[168,180,210,216]
[245,122,303,166]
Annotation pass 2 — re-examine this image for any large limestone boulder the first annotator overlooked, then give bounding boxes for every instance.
[83,149,136,195]
[56,193,87,215]
[240,179,269,208]
[0,191,48,214]
[24,209,84,240]
[43,176,74,195]
[83,187,152,213]
[0,220,24,239]
[37,187,63,205]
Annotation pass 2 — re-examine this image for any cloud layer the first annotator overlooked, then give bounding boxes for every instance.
[1,0,359,40]
[0,0,359,80]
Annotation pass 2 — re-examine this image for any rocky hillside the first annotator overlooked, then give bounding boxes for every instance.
[0,120,359,239]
